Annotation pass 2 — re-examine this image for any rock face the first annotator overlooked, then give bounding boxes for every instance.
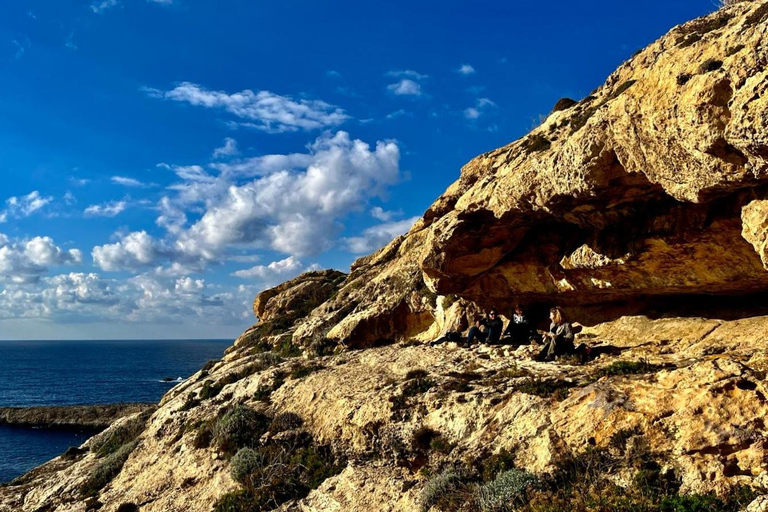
[3,3,768,512]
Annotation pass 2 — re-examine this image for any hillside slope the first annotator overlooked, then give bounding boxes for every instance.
[2,2,768,511]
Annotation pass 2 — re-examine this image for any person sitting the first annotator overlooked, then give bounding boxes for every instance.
[503,304,534,345]
[466,309,504,345]
[536,306,575,361]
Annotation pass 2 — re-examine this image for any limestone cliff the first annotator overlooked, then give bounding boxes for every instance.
[3,2,768,511]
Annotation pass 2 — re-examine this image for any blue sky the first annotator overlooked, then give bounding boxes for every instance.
[0,0,712,340]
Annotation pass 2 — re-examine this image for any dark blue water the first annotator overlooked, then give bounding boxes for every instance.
[0,339,231,483]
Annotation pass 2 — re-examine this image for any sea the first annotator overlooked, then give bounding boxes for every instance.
[0,338,232,483]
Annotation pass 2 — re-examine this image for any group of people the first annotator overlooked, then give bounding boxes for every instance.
[445,304,578,362]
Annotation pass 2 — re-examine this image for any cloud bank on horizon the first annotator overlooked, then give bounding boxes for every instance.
[0,0,713,339]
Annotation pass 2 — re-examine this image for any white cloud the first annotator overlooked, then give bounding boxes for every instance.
[84,200,128,217]
[0,191,53,222]
[91,131,401,278]
[232,256,320,287]
[370,206,402,222]
[91,0,119,13]
[457,64,476,75]
[174,131,401,259]
[212,137,240,159]
[344,217,420,254]
[92,231,163,272]
[386,109,411,119]
[387,79,422,96]
[145,82,350,133]
[386,70,428,80]
[0,234,81,284]
[111,176,147,187]
[464,97,497,119]
[326,70,342,78]
[0,271,254,326]
[175,276,205,293]
[212,153,314,179]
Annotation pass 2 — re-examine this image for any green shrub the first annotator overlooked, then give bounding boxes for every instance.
[193,421,214,449]
[482,448,517,482]
[476,469,539,511]
[659,493,729,511]
[420,470,471,512]
[512,378,574,399]
[231,448,265,484]
[289,444,344,489]
[199,380,224,400]
[213,489,262,512]
[594,360,665,379]
[276,340,303,358]
[269,412,303,433]
[213,405,270,455]
[81,441,138,496]
[91,411,151,457]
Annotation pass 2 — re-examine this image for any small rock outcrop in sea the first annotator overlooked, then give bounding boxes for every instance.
[2,2,768,511]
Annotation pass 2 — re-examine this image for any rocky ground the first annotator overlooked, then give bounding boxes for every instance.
[0,404,157,430]
[2,1,768,511]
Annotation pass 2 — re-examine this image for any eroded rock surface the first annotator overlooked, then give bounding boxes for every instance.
[3,3,768,511]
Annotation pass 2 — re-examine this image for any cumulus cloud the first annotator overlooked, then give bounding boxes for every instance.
[174,131,401,259]
[92,131,401,279]
[92,231,164,272]
[212,137,240,159]
[0,234,81,284]
[0,191,53,222]
[387,79,422,96]
[457,64,476,75]
[84,200,128,217]
[145,82,350,133]
[344,217,420,254]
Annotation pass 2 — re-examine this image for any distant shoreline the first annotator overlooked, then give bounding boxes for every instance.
[0,403,157,430]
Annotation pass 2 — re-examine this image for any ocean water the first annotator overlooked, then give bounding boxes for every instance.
[0,339,232,483]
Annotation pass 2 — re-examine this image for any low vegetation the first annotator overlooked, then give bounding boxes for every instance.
[418,434,763,512]
[213,405,271,456]
[81,441,139,496]
[215,417,345,512]
[90,410,153,457]
[512,377,574,400]
[593,360,667,380]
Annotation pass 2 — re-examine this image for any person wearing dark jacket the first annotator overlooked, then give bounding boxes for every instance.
[503,304,534,345]
[537,306,575,361]
[466,310,504,345]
